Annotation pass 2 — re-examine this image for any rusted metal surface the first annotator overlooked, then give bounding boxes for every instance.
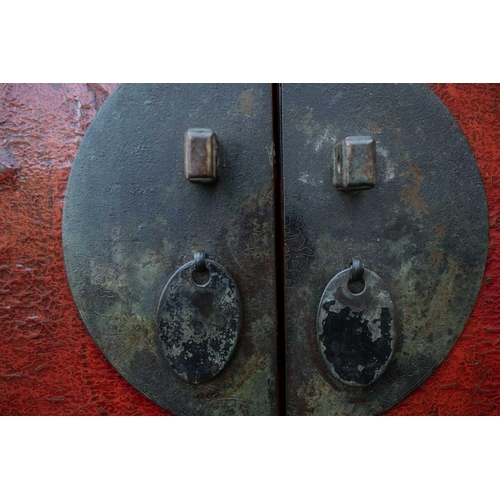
[333,136,376,191]
[317,266,396,387]
[282,84,489,415]
[184,128,219,183]
[157,256,241,384]
[63,84,277,415]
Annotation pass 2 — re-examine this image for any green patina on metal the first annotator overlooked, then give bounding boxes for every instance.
[63,84,277,415]
[63,83,489,415]
[282,84,488,415]
[317,267,396,387]
[157,258,241,385]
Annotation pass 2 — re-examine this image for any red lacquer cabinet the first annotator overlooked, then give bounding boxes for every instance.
[1,83,499,415]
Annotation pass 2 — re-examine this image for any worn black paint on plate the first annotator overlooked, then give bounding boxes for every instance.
[157,259,241,384]
[317,269,396,387]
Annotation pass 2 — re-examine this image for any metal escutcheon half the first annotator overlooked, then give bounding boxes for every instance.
[317,265,396,387]
[157,255,241,385]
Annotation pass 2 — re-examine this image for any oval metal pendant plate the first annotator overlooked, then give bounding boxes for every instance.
[158,259,241,384]
[317,269,396,387]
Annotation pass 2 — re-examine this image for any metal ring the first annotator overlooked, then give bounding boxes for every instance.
[350,257,364,281]
[194,251,208,272]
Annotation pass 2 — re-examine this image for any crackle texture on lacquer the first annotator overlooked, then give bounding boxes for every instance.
[0,83,499,415]
[0,84,169,415]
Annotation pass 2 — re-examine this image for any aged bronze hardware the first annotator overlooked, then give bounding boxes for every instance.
[184,128,219,183]
[317,258,396,387]
[350,257,364,282]
[194,251,208,272]
[157,252,241,385]
[63,83,488,415]
[282,84,488,415]
[63,84,277,416]
[333,136,376,191]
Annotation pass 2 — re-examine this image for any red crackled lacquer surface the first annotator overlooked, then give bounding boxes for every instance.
[0,84,499,415]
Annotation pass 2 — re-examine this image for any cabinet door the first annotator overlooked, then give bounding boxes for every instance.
[1,84,498,415]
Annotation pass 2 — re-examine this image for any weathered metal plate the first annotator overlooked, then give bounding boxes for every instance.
[63,84,277,415]
[282,84,489,415]
[158,258,241,384]
[317,268,396,387]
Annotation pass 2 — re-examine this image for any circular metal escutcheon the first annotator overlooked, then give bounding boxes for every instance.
[282,84,489,415]
[62,84,277,415]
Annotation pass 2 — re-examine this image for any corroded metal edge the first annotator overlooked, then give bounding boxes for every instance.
[157,258,242,384]
[317,268,397,388]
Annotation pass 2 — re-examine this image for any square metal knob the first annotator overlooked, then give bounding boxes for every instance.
[333,136,376,191]
[184,128,219,184]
